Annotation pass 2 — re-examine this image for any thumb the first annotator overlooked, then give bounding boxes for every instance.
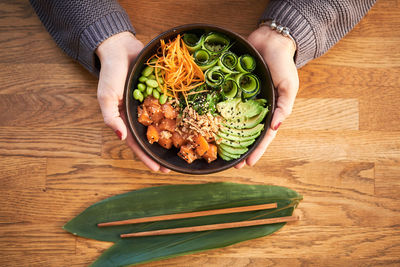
[270,82,296,131]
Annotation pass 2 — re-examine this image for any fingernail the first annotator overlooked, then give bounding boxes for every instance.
[115,130,122,140]
[273,122,282,131]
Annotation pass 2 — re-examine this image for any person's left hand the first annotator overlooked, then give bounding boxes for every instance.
[235,26,299,169]
[96,32,170,173]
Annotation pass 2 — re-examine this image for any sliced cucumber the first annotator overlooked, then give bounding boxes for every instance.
[235,73,260,99]
[221,78,239,99]
[204,66,225,88]
[218,51,238,73]
[193,49,218,71]
[202,32,230,55]
[236,54,256,73]
[182,33,203,53]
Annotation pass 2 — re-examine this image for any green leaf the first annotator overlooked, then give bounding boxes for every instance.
[63,182,302,266]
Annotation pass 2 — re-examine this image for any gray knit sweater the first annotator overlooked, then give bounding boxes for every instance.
[30,0,376,75]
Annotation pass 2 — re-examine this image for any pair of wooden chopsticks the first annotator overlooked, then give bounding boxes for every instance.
[97,203,299,238]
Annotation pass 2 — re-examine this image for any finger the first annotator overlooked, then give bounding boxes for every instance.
[121,112,163,172]
[125,131,161,172]
[160,166,171,173]
[269,64,299,131]
[235,160,246,169]
[246,128,276,166]
[270,97,292,131]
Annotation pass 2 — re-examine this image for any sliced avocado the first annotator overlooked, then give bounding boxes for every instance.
[255,98,267,107]
[237,100,263,118]
[217,131,260,142]
[219,143,248,155]
[216,98,241,119]
[217,98,264,120]
[217,147,234,161]
[218,152,233,161]
[218,146,241,159]
[216,97,268,161]
[220,138,255,148]
[223,107,268,129]
[220,123,264,137]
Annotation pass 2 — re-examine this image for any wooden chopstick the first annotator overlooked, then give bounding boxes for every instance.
[98,203,277,227]
[120,215,299,238]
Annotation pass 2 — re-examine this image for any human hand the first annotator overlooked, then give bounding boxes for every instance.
[96,32,170,173]
[235,25,299,169]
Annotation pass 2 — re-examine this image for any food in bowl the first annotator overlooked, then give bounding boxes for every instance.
[131,30,269,164]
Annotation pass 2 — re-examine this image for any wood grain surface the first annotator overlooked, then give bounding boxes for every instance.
[0,0,399,266]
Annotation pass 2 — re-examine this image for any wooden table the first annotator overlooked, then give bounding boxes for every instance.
[1,0,399,266]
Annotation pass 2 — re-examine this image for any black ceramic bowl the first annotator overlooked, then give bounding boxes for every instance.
[125,24,275,174]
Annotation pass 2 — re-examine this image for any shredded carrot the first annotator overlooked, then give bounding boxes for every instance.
[146,34,205,102]
[186,89,209,96]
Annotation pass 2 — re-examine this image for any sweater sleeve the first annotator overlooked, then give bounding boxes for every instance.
[261,0,376,68]
[29,0,135,76]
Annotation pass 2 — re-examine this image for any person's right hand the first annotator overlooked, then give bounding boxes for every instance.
[96,32,170,173]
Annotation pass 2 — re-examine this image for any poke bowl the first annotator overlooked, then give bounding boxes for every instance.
[125,24,275,174]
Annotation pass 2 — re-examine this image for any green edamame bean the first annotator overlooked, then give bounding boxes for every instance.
[159,94,167,105]
[146,79,158,88]
[148,74,156,80]
[158,78,164,85]
[138,76,148,82]
[138,83,146,92]
[143,91,148,98]
[146,86,153,95]
[141,66,153,77]
[133,89,144,102]
[156,86,162,93]
[152,90,160,99]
